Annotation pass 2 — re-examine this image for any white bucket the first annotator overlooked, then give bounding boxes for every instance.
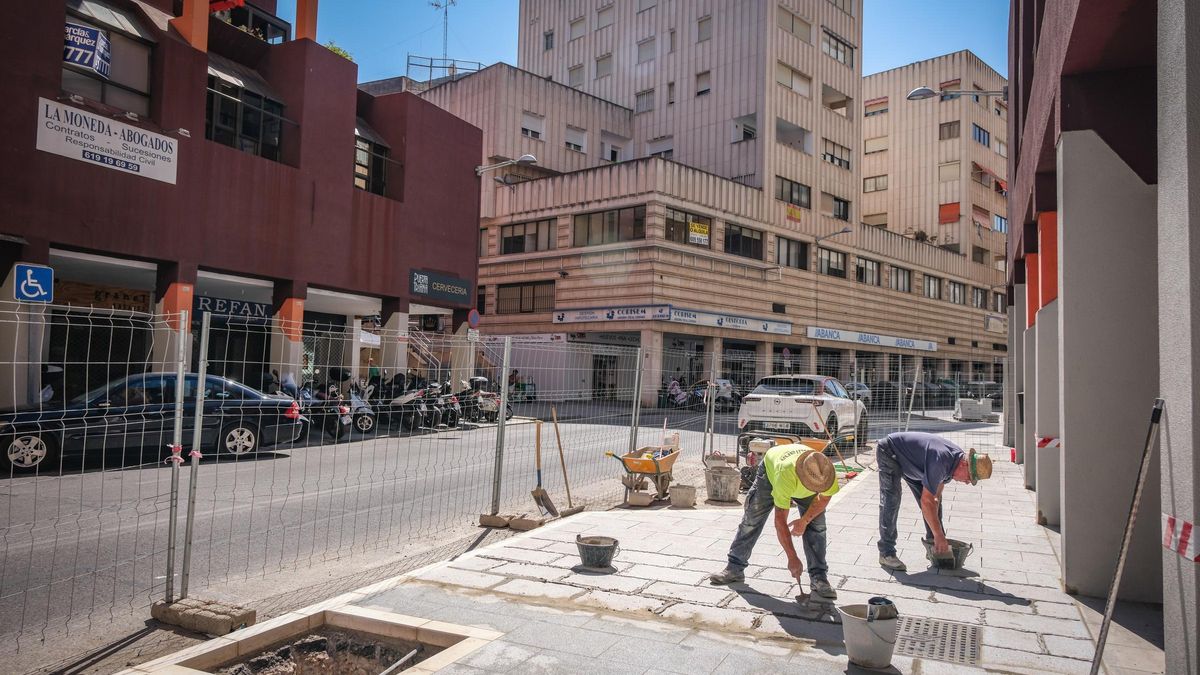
[837,604,898,669]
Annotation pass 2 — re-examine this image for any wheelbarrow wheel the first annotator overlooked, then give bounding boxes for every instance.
[653,473,672,500]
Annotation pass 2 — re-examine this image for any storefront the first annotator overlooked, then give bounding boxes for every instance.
[721,339,759,392]
[772,344,807,375]
[662,333,705,386]
[192,271,276,389]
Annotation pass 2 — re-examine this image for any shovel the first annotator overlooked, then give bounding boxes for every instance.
[551,406,583,516]
[531,420,559,517]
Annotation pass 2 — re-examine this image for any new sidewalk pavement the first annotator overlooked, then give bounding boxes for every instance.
[352,437,1165,674]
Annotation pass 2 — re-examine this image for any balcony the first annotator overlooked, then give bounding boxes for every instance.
[214,2,291,44]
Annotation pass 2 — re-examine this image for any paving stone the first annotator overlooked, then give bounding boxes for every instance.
[488,562,571,581]
[617,549,691,567]
[659,602,758,630]
[984,609,1091,638]
[493,578,586,600]
[720,590,808,618]
[1034,599,1084,619]
[931,589,1035,614]
[1044,635,1098,660]
[755,613,845,645]
[448,555,505,572]
[417,566,506,590]
[896,598,984,623]
[983,645,1091,674]
[518,649,633,675]
[501,620,624,657]
[624,564,711,585]
[980,625,1046,653]
[575,589,664,614]
[643,581,733,605]
[561,571,650,593]
[579,613,692,644]
[599,636,735,675]
[838,576,933,600]
[483,547,565,565]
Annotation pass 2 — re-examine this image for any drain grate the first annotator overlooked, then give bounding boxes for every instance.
[893,616,981,666]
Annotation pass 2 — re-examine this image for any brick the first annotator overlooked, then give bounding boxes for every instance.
[642,581,733,605]
[658,602,758,630]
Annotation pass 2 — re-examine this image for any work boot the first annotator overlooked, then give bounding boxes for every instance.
[708,568,745,585]
[810,577,837,599]
[879,554,907,572]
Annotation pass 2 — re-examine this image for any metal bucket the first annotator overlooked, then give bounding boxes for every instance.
[705,467,741,503]
[576,535,620,569]
[923,538,974,570]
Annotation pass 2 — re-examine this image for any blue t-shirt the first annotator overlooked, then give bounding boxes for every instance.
[881,432,964,494]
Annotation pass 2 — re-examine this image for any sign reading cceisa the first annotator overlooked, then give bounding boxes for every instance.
[806,326,937,352]
[669,308,792,335]
[36,98,178,184]
[410,269,471,304]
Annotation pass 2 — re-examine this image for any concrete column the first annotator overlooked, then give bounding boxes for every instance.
[268,296,305,386]
[151,270,194,373]
[756,341,772,380]
[1058,129,1160,600]
[703,336,721,378]
[379,302,409,381]
[1012,286,1026,460]
[640,329,663,406]
[802,345,816,374]
[1022,324,1037,491]
[1157,2,1199,667]
[1035,300,1060,526]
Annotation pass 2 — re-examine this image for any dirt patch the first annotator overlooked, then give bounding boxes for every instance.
[211,627,440,675]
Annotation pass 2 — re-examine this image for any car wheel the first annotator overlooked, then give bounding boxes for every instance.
[4,432,59,472]
[826,414,839,439]
[856,415,869,450]
[354,413,375,434]
[219,422,259,456]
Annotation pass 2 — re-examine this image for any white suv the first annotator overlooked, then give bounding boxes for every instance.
[736,374,868,451]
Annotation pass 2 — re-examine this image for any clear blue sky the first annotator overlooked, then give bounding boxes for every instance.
[277,1,1008,83]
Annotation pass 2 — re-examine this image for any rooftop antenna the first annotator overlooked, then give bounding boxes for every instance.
[430,0,456,72]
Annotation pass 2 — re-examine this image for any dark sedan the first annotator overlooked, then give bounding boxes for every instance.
[1,373,305,473]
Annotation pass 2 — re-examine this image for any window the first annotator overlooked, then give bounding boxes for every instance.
[776,6,812,42]
[601,131,626,162]
[568,64,583,88]
[994,180,1008,197]
[638,0,656,11]
[995,102,1007,119]
[822,138,851,170]
[205,76,285,161]
[635,89,655,113]
[667,82,675,104]
[496,281,555,314]
[863,213,887,229]
[890,266,911,292]
[479,228,487,257]
[223,3,290,43]
[520,112,544,140]
[996,139,1008,157]
[668,29,676,52]
[863,175,887,192]
[696,71,711,96]
[924,275,942,299]
[864,98,888,116]
[776,118,813,154]
[573,206,646,246]
[732,113,757,142]
[543,30,554,50]
[637,37,656,63]
[775,176,811,209]
[948,281,966,305]
[972,205,990,228]
[597,5,614,28]
[939,120,960,140]
[565,126,586,153]
[863,136,887,154]
[972,287,988,308]
[818,248,847,278]
[595,54,612,78]
[993,214,1008,233]
[971,164,992,187]
[939,79,961,101]
[725,224,763,260]
[476,286,486,314]
[828,0,852,13]
[697,16,712,42]
[972,84,986,106]
[353,135,388,195]
[821,29,854,66]
[569,17,585,40]
[972,123,990,147]
[938,202,960,224]
[938,161,960,182]
[821,192,850,221]
[662,208,710,247]
[775,62,812,97]
[972,245,988,264]
[501,219,557,254]
[994,291,1006,312]
[821,83,851,116]
[647,136,673,159]
[62,9,153,117]
[855,258,880,286]
[777,237,809,270]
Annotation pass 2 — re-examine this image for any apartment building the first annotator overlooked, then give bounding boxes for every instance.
[862,51,1008,269]
[412,0,1007,403]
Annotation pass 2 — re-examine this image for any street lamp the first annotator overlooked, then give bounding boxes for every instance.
[907,85,1008,102]
[812,225,853,376]
[475,153,538,177]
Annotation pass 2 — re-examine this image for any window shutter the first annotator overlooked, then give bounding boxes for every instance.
[938,203,960,224]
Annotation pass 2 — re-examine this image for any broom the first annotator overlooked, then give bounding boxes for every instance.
[531,420,559,517]
[551,406,584,516]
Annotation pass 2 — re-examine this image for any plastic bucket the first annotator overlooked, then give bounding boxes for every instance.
[837,604,898,669]
[705,467,741,503]
[670,484,697,508]
[576,535,620,569]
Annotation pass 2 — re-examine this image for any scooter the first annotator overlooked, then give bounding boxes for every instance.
[300,378,353,440]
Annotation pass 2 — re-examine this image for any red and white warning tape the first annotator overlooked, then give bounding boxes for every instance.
[1162,513,1199,562]
[1036,436,1061,449]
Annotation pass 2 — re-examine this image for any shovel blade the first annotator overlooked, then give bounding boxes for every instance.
[531,487,560,517]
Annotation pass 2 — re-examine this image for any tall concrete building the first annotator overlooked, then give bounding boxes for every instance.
[408,0,1007,403]
[862,51,1008,269]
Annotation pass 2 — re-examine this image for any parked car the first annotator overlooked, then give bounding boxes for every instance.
[736,374,868,451]
[922,381,953,408]
[967,381,1002,401]
[871,381,914,410]
[689,378,742,411]
[1,373,306,473]
[845,381,872,406]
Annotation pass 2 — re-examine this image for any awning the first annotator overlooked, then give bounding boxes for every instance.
[864,96,888,106]
[973,162,1008,190]
[938,202,960,224]
[354,117,390,148]
[207,53,282,101]
[210,0,246,11]
[67,0,156,40]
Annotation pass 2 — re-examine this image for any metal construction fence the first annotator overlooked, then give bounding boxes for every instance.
[0,303,1006,647]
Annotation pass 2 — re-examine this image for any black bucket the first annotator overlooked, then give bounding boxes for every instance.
[576,535,620,569]
[923,538,974,569]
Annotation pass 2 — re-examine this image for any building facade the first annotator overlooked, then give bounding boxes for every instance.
[862,50,1008,267]
[413,0,1006,403]
[1007,0,1198,671]
[0,0,482,406]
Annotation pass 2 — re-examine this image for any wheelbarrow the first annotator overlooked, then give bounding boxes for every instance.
[606,446,681,504]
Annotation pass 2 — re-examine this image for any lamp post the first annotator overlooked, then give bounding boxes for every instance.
[475,153,538,177]
[812,225,853,376]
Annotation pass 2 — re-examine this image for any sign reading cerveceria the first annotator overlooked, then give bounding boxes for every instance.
[35,97,178,184]
[410,269,471,304]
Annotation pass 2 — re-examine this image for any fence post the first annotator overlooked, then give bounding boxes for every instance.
[489,337,512,516]
[705,353,718,457]
[165,309,188,603]
[627,347,643,455]
[896,354,903,430]
[181,311,210,599]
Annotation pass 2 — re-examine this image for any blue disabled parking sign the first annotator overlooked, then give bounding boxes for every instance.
[14,264,53,303]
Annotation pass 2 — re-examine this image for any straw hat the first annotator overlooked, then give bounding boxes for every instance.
[968,449,993,485]
[794,449,836,493]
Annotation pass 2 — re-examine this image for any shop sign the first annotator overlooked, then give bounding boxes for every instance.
[410,269,471,304]
[984,315,1005,334]
[552,305,670,324]
[687,221,710,246]
[36,98,179,184]
[55,280,150,312]
[359,330,381,347]
[567,332,642,347]
[785,204,804,222]
[806,326,937,352]
[194,296,272,323]
[481,333,566,344]
[669,308,792,336]
[64,22,111,79]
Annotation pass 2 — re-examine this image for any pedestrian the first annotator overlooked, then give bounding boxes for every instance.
[709,443,840,599]
[367,357,380,381]
[875,431,993,571]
